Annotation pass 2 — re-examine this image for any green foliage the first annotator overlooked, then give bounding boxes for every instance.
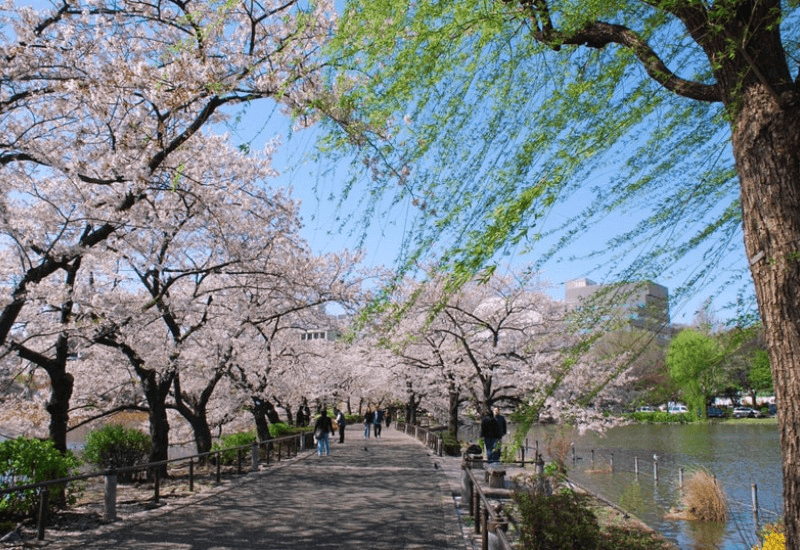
[667,329,724,419]
[268,422,296,438]
[83,424,151,482]
[0,437,80,517]
[441,432,462,457]
[628,410,695,424]
[211,431,256,465]
[514,490,601,549]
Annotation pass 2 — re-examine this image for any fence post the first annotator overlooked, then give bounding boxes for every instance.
[36,487,48,541]
[653,458,659,482]
[610,452,614,473]
[251,441,259,472]
[634,456,639,476]
[189,460,194,492]
[154,469,160,503]
[752,483,759,527]
[679,467,684,489]
[104,470,117,521]
[473,487,481,535]
[591,449,595,466]
[481,506,489,550]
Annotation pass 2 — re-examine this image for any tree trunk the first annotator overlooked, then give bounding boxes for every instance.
[448,386,460,440]
[46,371,74,455]
[733,86,800,548]
[251,398,272,443]
[142,371,173,479]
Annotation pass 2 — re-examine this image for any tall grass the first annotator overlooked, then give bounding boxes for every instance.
[682,469,728,522]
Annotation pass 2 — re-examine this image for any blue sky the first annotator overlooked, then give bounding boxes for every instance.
[226,100,753,326]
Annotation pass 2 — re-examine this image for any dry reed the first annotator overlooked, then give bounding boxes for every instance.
[682,469,728,522]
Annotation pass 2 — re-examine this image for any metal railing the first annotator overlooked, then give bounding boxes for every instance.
[395,422,514,550]
[0,431,313,541]
[395,421,444,456]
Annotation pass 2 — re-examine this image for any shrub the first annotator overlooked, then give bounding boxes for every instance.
[682,469,727,522]
[83,424,151,482]
[513,489,601,549]
[752,522,785,550]
[0,437,80,517]
[268,422,295,438]
[545,432,572,473]
[440,432,461,457]
[211,431,256,465]
[599,525,675,550]
[629,411,695,423]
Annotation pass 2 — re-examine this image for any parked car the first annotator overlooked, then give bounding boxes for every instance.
[707,406,726,418]
[668,404,689,414]
[733,406,760,418]
[636,406,656,413]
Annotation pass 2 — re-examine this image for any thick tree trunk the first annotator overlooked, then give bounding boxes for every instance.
[733,86,800,548]
[46,371,74,454]
[142,372,173,480]
[448,386,460,440]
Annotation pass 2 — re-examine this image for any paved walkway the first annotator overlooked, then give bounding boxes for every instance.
[56,425,469,550]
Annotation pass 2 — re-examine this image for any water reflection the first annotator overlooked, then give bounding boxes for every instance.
[460,421,782,550]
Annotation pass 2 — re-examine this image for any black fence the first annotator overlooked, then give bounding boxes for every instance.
[0,431,313,541]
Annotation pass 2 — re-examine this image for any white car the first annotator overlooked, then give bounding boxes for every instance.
[668,404,689,414]
[733,407,760,418]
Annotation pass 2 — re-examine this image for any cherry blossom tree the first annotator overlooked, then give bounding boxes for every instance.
[0,0,336,454]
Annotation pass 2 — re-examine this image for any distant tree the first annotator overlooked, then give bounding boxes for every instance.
[667,329,724,419]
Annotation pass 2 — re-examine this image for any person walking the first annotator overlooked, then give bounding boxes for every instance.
[335,408,347,443]
[493,407,507,460]
[313,410,335,456]
[373,408,384,438]
[363,407,374,438]
[480,408,501,463]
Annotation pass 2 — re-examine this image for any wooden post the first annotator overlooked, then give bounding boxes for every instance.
[653,458,659,482]
[251,441,259,472]
[36,488,48,541]
[571,444,576,463]
[473,488,481,535]
[679,467,684,489]
[104,471,117,521]
[752,483,759,527]
[634,456,639,476]
[481,506,489,550]
[591,449,595,466]
[154,469,160,503]
[610,452,614,473]
[189,460,194,492]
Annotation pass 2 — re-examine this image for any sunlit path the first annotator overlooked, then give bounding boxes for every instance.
[58,427,466,550]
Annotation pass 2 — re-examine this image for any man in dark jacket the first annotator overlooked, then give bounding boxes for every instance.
[480,409,501,463]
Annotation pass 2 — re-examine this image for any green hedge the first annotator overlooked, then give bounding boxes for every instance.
[0,437,80,517]
[628,411,696,424]
[83,424,151,482]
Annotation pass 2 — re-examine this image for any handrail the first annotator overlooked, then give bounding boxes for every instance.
[0,430,314,540]
[394,422,513,550]
[394,421,444,457]
[462,456,514,550]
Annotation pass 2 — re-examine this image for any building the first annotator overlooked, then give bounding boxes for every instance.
[565,278,671,340]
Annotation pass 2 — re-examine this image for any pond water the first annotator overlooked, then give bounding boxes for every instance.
[465,421,782,549]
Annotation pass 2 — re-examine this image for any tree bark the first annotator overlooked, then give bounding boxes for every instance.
[733,84,800,548]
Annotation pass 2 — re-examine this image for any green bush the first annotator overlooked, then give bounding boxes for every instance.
[629,411,695,424]
[0,437,80,517]
[211,431,256,465]
[83,424,151,482]
[441,432,461,457]
[269,422,303,438]
[514,490,601,550]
